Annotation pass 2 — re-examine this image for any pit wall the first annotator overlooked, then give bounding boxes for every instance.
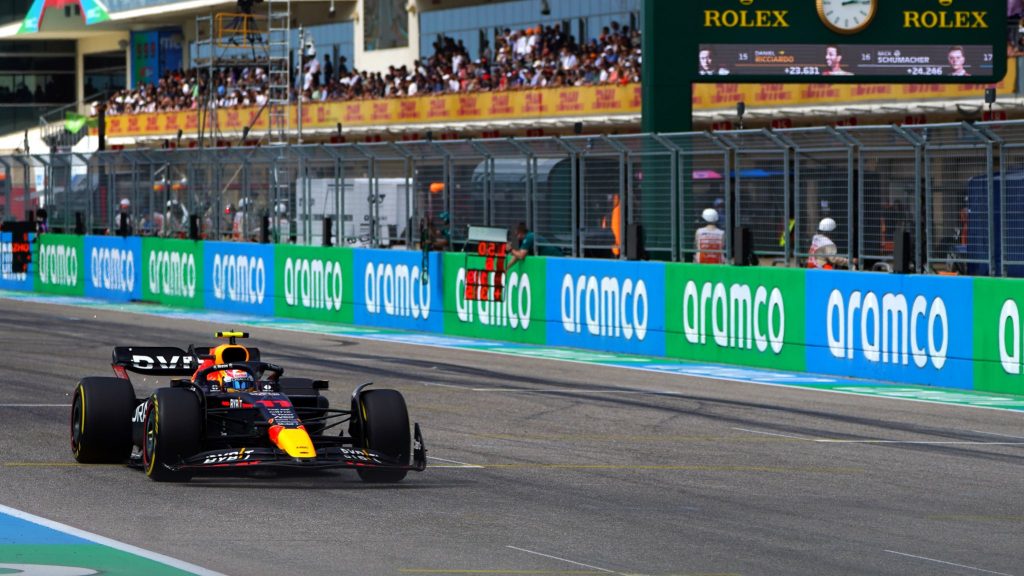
[8,234,1024,396]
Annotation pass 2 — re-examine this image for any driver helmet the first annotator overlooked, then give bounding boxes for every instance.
[221,369,254,391]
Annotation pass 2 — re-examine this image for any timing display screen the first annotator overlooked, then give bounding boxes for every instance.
[697,44,993,78]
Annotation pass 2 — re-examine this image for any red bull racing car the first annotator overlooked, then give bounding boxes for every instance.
[70,331,426,482]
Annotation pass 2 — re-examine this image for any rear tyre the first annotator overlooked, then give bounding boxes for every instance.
[143,388,202,482]
[356,389,410,483]
[71,377,135,463]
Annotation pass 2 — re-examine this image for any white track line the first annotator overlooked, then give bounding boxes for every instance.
[471,388,680,395]
[732,427,811,440]
[0,404,70,407]
[732,428,1024,445]
[506,546,626,575]
[817,440,1024,445]
[428,457,483,469]
[0,503,226,576]
[971,430,1024,440]
[884,550,1014,575]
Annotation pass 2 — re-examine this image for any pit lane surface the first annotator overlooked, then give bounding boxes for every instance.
[0,298,1022,576]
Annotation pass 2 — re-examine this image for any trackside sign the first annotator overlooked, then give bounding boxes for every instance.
[971,277,1024,395]
[665,264,805,370]
[805,270,972,388]
[35,234,84,296]
[273,244,353,323]
[354,249,443,332]
[0,231,34,291]
[142,237,203,308]
[443,252,546,344]
[204,241,274,316]
[545,258,665,356]
[85,236,141,301]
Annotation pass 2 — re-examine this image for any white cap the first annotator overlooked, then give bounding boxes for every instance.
[702,208,719,224]
[275,202,287,214]
[819,217,837,233]
[119,198,130,207]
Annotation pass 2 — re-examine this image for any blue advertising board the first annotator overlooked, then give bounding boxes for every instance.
[84,236,141,301]
[353,249,444,333]
[545,258,666,356]
[805,270,974,389]
[0,232,33,292]
[203,241,274,316]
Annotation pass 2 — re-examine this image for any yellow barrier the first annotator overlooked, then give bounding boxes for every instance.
[104,84,643,138]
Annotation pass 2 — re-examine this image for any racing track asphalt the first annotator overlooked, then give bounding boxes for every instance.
[0,297,1022,576]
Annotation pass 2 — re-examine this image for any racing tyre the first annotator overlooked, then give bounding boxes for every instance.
[356,389,410,483]
[71,377,136,463]
[143,388,202,482]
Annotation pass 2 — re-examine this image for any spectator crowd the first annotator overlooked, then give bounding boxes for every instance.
[98,21,641,116]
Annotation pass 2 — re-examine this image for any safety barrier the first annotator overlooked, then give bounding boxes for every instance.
[4,233,1024,396]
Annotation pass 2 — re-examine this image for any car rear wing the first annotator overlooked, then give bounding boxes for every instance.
[111,346,261,377]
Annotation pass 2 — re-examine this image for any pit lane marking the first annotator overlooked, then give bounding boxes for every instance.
[883,550,1014,575]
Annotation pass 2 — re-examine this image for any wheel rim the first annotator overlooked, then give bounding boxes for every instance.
[143,402,157,474]
[70,391,83,455]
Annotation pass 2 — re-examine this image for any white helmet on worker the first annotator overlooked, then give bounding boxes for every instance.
[119,198,130,208]
[818,217,837,233]
[701,208,719,224]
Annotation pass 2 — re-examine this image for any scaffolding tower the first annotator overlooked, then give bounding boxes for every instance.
[192,0,291,147]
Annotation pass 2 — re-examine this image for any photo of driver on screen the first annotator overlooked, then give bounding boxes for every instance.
[948,46,971,76]
[823,45,853,75]
[698,47,730,76]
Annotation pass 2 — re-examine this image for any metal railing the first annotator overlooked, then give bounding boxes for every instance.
[11,119,1024,276]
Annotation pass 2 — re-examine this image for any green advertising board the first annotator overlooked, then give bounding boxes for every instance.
[644,0,1007,132]
[664,264,806,371]
[142,237,203,308]
[973,277,1024,395]
[273,244,353,323]
[35,234,84,296]
[442,252,546,344]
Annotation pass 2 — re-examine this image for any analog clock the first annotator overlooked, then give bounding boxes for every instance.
[817,0,877,34]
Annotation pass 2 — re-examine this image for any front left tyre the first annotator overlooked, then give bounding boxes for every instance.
[143,388,202,482]
[71,377,136,463]
[355,389,411,483]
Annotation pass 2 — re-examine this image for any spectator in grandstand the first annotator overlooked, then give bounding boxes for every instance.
[323,54,334,84]
[823,45,853,76]
[807,218,855,269]
[948,46,970,76]
[95,22,642,117]
[694,208,725,264]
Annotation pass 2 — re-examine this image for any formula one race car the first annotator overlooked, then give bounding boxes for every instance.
[70,331,426,482]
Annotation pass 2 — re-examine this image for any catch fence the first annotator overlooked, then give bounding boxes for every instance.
[5,119,1024,276]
